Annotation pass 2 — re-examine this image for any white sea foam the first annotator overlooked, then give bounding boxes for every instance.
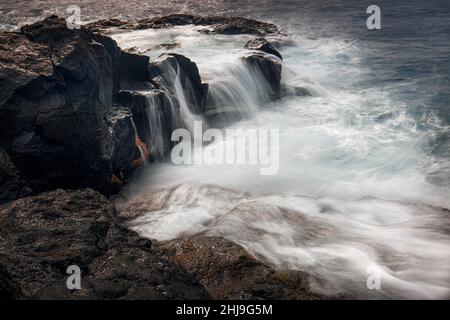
[114,26,450,299]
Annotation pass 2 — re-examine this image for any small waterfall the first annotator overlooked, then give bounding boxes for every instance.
[143,58,208,159]
[143,91,174,159]
[172,64,205,133]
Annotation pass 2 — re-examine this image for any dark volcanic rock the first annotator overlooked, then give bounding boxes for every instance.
[153,235,320,300]
[0,16,147,201]
[242,53,282,99]
[106,107,144,189]
[120,51,150,83]
[88,14,279,36]
[0,148,33,204]
[148,53,207,114]
[243,38,282,99]
[0,189,210,299]
[0,265,23,300]
[245,38,283,60]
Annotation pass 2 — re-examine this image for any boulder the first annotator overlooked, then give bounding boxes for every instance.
[242,53,282,99]
[153,235,321,300]
[0,189,210,299]
[117,89,181,159]
[148,53,207,114]
[0,16,147,200]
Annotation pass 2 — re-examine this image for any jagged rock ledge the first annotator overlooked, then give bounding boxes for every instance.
[0,15,283,203]
[88,14,280,36]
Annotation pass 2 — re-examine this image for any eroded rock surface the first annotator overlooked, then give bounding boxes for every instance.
[0,16,151,202]
[0,189,210,299]
[153,235,321,300]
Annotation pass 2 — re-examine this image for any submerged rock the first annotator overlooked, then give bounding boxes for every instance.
[153,235,321,300]
[106,107,145,189]
[242,53,282,99]
[0,189,210,299]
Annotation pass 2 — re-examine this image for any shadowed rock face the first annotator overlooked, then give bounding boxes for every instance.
[0,189,211,299]
[153,236,321,300]
[243,38,282,99]
[0,148,33,204]
[148,53,208,114]
[0,16,149,201]
[242,53,282,99]
[117,53,209,160]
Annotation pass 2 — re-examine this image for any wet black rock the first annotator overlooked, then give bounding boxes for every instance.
[120,51,150,83]
[243,38,282,99]
[242,53,282,99]
[88,14,279,36]
[153,235,321,300]
[0,189,211,299]
[117,89,181,159]
[106,107,143,188]
[0,16,148,201]
[245,38,283,60]
[148,53,208,114]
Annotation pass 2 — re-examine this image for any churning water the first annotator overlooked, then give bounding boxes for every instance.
[2,0,449,299]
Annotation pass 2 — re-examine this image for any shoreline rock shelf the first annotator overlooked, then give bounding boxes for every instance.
[0,15,302,300]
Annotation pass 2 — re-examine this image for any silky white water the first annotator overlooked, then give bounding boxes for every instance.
[113,26,450,299]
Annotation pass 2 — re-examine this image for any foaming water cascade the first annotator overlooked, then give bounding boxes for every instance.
[172,63,205,133]
[142,91,179,159]
[204,59,276,125]
[114,17,450,299]
[130,117,149,167]
[126,184,450,299]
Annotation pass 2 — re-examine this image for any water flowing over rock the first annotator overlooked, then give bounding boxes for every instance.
[0,148,33,204]
[148,53,207,116]
[242,39,283,99]
[0,189,210,299]
[0,15,297,300]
